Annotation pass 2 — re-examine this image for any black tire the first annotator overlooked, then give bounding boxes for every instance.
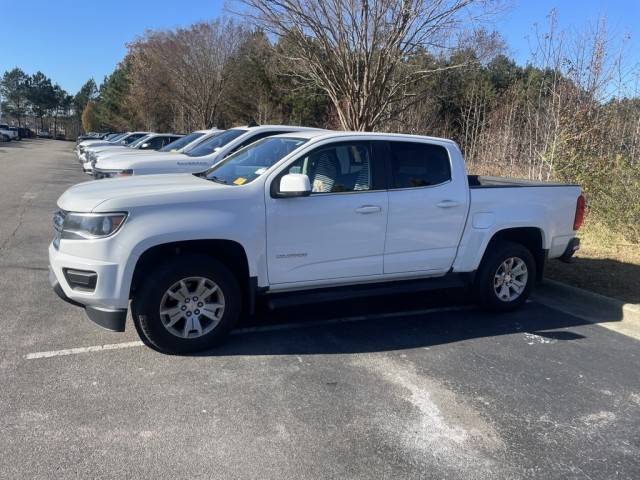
[131,255,241,354]
[473,241,536,311]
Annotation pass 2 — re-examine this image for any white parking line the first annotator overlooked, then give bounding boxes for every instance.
[25,341,144,360]
[24,305,474,360]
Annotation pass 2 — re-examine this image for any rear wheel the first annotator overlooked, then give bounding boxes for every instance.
[474,241,536,311]
[132,255,241,353]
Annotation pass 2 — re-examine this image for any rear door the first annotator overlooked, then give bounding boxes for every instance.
[266,140,388,284]
[383,140,468,274]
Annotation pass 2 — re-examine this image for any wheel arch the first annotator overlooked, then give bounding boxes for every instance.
[481,227,546,281]
[130,239,251,300]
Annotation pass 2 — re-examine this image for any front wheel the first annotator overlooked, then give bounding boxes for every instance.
[474,241,536,311]
[132,255,241,354]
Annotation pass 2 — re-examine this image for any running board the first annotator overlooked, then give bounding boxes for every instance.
[265,274,467,310]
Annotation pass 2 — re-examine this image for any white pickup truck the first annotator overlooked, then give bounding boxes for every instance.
[49,131,584,353]
[91,125,322,178]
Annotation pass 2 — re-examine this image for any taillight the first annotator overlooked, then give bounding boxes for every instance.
[573,194,586,230]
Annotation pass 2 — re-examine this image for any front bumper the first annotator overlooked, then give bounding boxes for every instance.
[48,244,128,332]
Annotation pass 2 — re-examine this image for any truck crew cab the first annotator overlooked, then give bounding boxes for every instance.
[50,131,584,353]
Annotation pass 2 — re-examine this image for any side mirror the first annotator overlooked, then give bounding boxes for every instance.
[277,173,311,198]
[140,143,150,149]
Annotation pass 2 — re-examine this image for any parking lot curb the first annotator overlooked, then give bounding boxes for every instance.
[534,279,640,339]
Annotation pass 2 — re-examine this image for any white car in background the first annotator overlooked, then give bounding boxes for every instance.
[75,132,127,155]
[89,129,220,166]
[76,132,150,162]
[0,124,19,140]
[82,133,184,173]
[92,125,323,179]
[0,126,15,141]
[86,129,222,174]
[157,129,220,153]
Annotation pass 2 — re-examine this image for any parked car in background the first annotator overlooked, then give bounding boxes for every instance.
[0,126,14,142]
[92,125,322,178]
[83,133,184,173]
[88,129,222,173]
[158,129,219,153]
[77,132,119,144]
[0,124,19,140]
[49,130,585,353]
[38,130,52,138]
[18,127,34,138]
[76,132,150,163]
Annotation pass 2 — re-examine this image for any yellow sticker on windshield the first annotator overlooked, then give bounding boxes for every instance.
[233,177,247,185]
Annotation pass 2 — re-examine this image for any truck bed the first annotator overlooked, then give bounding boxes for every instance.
[468,175,578,188]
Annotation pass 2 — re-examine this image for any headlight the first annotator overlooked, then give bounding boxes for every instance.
[94,168,133,179]
[59,212,127,240]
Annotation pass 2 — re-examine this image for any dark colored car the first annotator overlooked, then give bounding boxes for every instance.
[17,128,34,138]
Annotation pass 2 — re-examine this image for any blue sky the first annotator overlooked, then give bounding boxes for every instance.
[1,0,639,95]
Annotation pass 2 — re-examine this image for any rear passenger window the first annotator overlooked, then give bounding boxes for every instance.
[389,142,451,188]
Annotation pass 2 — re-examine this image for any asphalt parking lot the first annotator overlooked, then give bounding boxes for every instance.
[1,140,639,479]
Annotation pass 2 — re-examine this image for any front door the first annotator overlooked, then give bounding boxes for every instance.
[266,141,388,285]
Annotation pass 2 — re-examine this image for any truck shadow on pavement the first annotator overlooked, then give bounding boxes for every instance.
[189,289,604,357]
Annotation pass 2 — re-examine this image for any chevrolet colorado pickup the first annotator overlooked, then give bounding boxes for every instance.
[50,131,584,353]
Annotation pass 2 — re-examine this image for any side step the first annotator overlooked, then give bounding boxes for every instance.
[265,274,467,310]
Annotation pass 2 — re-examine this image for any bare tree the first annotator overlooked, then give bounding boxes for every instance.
[127,19,250,129]
[236,0,499,130]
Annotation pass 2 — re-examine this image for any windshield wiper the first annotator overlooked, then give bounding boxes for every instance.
[208,176,228,184]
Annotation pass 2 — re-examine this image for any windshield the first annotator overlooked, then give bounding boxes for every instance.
[127,134,155,148]
[123,133,146,145]
[108,133,127,143]
[204,137,308,185]
[186,129,246,157]
[161,132,204,152]
[130,134,153,148]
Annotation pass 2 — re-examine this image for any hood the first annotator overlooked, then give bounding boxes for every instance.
[79,139,106,147]
[81,140,116,149]
[95,149,166,163]
[90,145,129,154]
[96,152,191,171]
[57,173,224,212]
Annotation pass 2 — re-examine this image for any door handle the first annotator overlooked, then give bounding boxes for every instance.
[355,205,382,214]
[436,200,461,208]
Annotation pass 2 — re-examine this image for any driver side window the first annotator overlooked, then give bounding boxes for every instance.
[284,142,372,193]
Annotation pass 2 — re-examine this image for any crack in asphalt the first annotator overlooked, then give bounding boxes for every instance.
[0,198,31,254]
